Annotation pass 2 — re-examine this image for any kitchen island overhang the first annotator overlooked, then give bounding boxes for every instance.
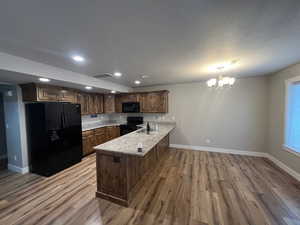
[94,123,175,206]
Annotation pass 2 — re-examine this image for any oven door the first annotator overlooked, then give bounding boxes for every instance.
[122,102,140,113]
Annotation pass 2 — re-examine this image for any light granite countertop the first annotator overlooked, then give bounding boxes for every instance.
[82,122,121,131]
[94,123,175,157]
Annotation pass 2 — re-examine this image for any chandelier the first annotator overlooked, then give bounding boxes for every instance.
[206,66,236,88]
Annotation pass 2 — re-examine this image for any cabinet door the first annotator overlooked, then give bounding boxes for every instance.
[37,85,60,101]
[122,94,139,102]
[87,94,96,114]
[115,95,123,113]
[141,92,168,113]
[95,128,106,145]
[94,94,104,114]
[59,88,76,103]
[106,126,115,141]
[82,130,96,156]
[113,126,120,139]
[104,94,115,113]
[98,153,127,199]
[77,93,88,115]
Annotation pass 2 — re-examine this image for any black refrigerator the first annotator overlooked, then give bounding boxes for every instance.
[26,102,83,177]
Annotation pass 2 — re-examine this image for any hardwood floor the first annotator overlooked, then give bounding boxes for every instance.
[0,149,299,225]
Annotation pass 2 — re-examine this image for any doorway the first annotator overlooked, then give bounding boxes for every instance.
[0,93,7,170]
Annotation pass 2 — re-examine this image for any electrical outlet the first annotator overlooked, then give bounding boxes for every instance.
[205,139,211,144]
[5,123,9,129]
[14,155,17,161]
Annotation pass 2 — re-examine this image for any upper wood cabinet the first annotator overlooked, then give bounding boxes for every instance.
[21,83,76,103]
[104,94,115,113]
[21,83,169,114]
[60,88,76,103]
[115,93,141,113]
[140,91,168,113]
[76,92,91,115]
[93,94,104,114]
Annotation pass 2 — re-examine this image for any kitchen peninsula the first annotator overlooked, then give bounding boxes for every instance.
[94,123,175,206]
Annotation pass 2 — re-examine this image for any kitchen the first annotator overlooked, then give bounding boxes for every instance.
[1,1,300,224]
[20,82,172,178]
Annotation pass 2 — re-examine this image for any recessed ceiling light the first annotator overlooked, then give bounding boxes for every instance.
[134,80,141,85]
[85,86,92,90]
[72,55,85,62]
[114,72,122,77]
[111,90,116,94]
[39,78,50,82]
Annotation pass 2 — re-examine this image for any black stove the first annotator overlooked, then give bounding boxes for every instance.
[120,116,143,136]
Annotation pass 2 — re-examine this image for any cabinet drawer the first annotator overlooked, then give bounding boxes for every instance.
[82,130,94,137]
[95,127,106,135]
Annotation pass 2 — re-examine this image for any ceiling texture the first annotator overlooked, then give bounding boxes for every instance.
[0,0,300,87]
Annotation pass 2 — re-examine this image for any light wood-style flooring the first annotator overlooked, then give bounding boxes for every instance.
[0,149,300,225]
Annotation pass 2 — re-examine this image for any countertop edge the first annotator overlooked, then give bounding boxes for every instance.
[94,125,175,157]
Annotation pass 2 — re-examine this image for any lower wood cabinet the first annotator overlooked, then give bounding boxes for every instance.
[82,130,96,156]
[82,126,120,156]
[106,126,120,141]
[96,134,170,206]
[94,127,106,146]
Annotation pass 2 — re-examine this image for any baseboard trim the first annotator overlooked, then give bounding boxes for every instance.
[266,154,300,182]
[170,144,300,182]
[170,144,268,157]
[8,164,29,174]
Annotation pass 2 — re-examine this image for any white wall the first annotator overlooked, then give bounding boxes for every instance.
[268,63,300,174]
[0,84,28,173]
[135,76,269,153]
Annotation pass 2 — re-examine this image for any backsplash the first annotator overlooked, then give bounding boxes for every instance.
[109,113,176,124]
[81,114,111,125]
[82,113,176,126]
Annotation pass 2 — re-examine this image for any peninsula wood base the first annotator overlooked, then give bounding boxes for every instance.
[95,134,170,206]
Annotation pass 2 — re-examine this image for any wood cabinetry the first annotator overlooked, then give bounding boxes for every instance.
[96,134,170,206]
[21,83,169,114]
[76,92,90,115]
[106,126,120,141]
[94,128,106,146]
[76,93,103,115]
[82,130,96,156]
[104,94,115,113]
[21,83,76,103]
[114,91,168,113]
[82,126,120,156]
[97,153,127,199]
[140,91,168,113]
[60,89,76,102]
[115,93,141,113]
[93,94,104,114]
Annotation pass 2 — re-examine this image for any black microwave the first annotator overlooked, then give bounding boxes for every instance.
[122,102,140,113]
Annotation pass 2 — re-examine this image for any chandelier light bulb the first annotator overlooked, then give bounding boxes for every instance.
[206,76,235,88]
[218,79,224,87]
[229,77,235,85]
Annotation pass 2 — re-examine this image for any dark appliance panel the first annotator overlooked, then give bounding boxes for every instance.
[122,102,140,113]
[26,102,82,177]
[120,116,143,136]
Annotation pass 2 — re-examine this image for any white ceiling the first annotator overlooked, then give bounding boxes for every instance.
[0,0,300,87]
